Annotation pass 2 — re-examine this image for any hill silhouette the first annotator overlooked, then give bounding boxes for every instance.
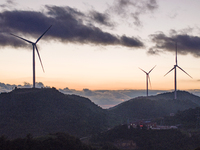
[0,88,199,139]
[0,88,108,139]
[148,91,200,105]
[109,91,200,121]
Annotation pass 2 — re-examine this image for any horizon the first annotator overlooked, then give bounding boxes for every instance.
[1,81,200,109]
[0,0,200,92]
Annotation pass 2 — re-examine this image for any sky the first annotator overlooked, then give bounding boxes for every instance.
[0,0,200,101]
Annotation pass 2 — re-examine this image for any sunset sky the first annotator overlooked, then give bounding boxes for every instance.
[0,0,200,91]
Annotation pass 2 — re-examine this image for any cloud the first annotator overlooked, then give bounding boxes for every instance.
[0,0,16,9]
[148,31,200,57]
[1,81,200,109]
[88,10,114,27]
[108,0,158,26]
[0,82,48,93]
[60,88,131,108]
[59,87,167,108]
[0,5,144,49]
[0,82,163,108]
[147,47,161,55]
[120,35,143,47]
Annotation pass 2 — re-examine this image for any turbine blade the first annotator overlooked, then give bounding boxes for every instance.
[139,67,147,74]
[148,65,156,74]
[164,67,175,76]
[35,45,45,73]
[177,65,192,78]
[35,25,52,44]
[148,75,152,89]
[10,33,33,44]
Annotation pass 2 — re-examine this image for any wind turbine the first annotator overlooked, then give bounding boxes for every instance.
[139,65,156,97]
[10,25,52,88]
[164,42,192,99]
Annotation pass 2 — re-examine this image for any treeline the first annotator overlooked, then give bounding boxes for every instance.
[0,132,121,150]
[0,133,94,150]
[91,125,200,150]
[1,129,200,150]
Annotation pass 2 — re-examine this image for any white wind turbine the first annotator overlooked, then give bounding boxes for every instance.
[139,65,156,97]
[10,25,52,88]
[164,42,192,99]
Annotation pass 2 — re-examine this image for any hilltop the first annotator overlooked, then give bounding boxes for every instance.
[0,88,108,139]
[108,90,200,121]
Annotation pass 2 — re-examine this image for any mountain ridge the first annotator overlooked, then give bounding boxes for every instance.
[108,90,200,121]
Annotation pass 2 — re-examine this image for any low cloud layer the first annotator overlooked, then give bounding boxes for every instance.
[0,82,48,92]
[148,31,200,57]
[0,82,166,108]
[0,5,144,49]
[0,82,159,108]
[60,88,168,108]
[0,82,200,108]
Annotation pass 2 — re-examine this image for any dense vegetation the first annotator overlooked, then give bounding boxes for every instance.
[0,88,108,139]
[91,124,200,150]
[0,132,94,150]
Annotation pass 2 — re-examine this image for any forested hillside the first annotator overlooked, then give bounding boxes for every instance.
[0,88,108,139]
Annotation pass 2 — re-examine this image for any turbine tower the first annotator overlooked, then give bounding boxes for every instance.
[164,42,192,99]
[139,65,156,96]
[10,25,52,88]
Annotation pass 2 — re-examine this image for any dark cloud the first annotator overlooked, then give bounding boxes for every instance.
[120,35,143,47]
[109,0,158,26]
[0,0,16,8]
[147,48,160,55]
[146,0,158,11]
[0,32,28,48]
[88,10,114,27]
[6,0,15,5]
[0,5,144,49]
[148,31,200,57]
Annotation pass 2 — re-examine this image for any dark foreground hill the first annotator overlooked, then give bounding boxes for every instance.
[0,88,108,139]
[109,91,200,122]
